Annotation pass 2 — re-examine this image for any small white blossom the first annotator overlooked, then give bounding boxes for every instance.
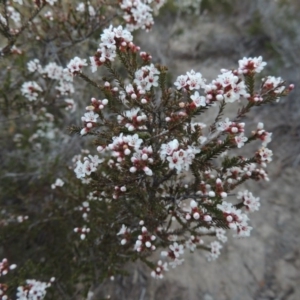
[21,81,43,101]
[238,56,267,74]
[51,178,64,189]
[67,57,88,74]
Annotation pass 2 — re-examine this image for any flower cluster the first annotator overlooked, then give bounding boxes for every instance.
[217,201,252,237]
[16,278,54,300]
[117,108,147,131]
[134,223,157,252]
[159,139,200,173]
[185,200,213,222]
[175,68,252,107]
[262,76,287,101]
[0,210,29,226]
[22,59,75,103]
[0,258,16,277]
[237,190,260,212]
[150,260,169,279]
[80,111,99,136]
[0,283,8,300]
[222,162,270,184]
[238,56,267,74]
[74,226,91,240]
[174,70,206,91]
[256,147,273,167]
[208,70,249,103]
[209,241,223,261]
[67,57,88,75]
[77,201,90,220]
[119,64,160,104]
[134,64,160,92]
[97,133,154,176]
[74,154,103,179]
[252,122,272,147]
[119,0,166,31]
[216,118,247,148]
[90,25,136,72]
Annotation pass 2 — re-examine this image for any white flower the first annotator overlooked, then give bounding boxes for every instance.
[134,64,160,91]
[74,161,85,179]
[215,228,228,243]
[237,190,260,212]
[120,0,155,31]
[74,156,101,179]
[56,81,74,95]
[124,134,143,150]
[82,158,97,176]
[0,258,17,276]
[87,155,103,167]
[117,108,147,131]
[235,222,253,237]
[217,118,232,131]
[100,25,116,48]
[159,139,179,160]
[163,145,200,173]
[67,57,88,74]
[44,11,54,21]
[113,25,133,42]
[43,62,64,80]
[174,75,188,90]
[209,241,223,260]
[235,134,248,148]
[190,91,206,107]
[169,242,184,258]
[257,147,273,163]
[27,59,43,73]
[117,224,129,235]
[216,71,248,103]
[186,70,206,90]
[16,279,52,300]
[262,76,285,101]
[81,111,99,123]
[21,81,43,101]
[238,56,267,74]
[51,178,64,189]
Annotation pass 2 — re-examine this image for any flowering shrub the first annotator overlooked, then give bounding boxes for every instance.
[0,0,294,299]
[70,25,293,280]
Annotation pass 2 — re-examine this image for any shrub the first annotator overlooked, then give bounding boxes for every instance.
[0,1,294,299]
